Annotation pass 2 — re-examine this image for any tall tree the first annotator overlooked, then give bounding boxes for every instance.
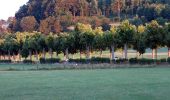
[116,20,136,59]
[145,20,165,59]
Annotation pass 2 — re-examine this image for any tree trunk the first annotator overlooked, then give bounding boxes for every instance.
[8,50,10,60]
[136,51,139,59]
[50,48,53,59]
[168,48,170,57]
[111,45,115,60]
[124,43,128,59]
[35,51,38,61]
[80,50,82,59]
[86,46,90,59]
[65,48,69,60]
[43,48,46,59]
[152,49,155,59]
[13,53,15,61]
[29,50,32,61]
[155,48,157,59]
[56,52,58,58]
[18,49,21,61]
[100,49,102,58]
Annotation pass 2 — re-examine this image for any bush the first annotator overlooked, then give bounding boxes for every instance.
[138,59,154,65]
[115,58,128,64]
[39,58,61,64]
[160,58,167,63]
[69,58,87,64]
[91,57,110,64]
[0,60,12,63]
[23,60,33,64]
[167,57,170,64]
[129,58,138,64]
[40,58,46,64]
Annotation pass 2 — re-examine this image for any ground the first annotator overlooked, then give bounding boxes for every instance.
[0,68,170,100]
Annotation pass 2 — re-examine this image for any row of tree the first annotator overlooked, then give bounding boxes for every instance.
[1,20,170,61]
[8,0,170,34]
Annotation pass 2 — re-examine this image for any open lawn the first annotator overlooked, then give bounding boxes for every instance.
[0,68,170,100]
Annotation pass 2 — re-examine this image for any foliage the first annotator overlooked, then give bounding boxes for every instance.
[23,60,33,64]
[0,60,12,63]
[39,58,61,64]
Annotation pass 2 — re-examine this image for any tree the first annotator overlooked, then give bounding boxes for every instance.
[133,25,146,58]
[116,20,136,59]
[15,32,29,61]
[46,33,55,59]
[58,32,75,60]
[103,26,118,60]
[93,27,105,57]
[3,34,19,60]
[20,16,38,32]
[78,23,95,59]
[165,23,170,57]
[145,20,165,59]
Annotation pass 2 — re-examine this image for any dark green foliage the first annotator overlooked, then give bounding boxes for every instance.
[91,57,110,64]
[129,58,138,64]
[23,60,33,64]
[167,57,170,64]
[115,59,128,64]
[39,58,61,64]
[69,59,87,64]
[138,59,155,65]
[160,58,167,63]
[0,60,12,63]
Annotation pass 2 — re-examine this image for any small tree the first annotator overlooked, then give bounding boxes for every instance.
[145,20,165,59]
[46,33,54,59]
[93,27,105,57]
[133,25,146,58]
[165,23,170,57]
[103,26,118,60]
[116,20,136,59]
[77,23,95,59]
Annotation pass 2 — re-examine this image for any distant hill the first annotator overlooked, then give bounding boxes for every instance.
[8,0,170,34]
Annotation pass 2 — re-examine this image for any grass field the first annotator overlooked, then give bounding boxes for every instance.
[1,68,170,100]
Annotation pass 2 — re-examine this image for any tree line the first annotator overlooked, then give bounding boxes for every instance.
[7,0,170,34]
[1,20,170,61]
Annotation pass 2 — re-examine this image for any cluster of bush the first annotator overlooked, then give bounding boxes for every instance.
[23,60,33,64]
[39,58,61,64]
[129,58,170,65]
[69,57,128,64]
[0,60,12,63]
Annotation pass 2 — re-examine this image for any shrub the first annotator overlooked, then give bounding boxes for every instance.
[91,57,110,64]
[23,60,33,64]
[0,60,12,63]
[138,59,154,65]
[40,58,46,64]
[160,58,167,63]
[129,58,138,64]
[167,57,170,64]
[115,58,128,64]
[39,58,61,64]
[69,58,87,64]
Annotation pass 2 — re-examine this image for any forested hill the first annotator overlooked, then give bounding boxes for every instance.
[8,0,170,34]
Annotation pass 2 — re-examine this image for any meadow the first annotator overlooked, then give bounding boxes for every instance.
[0,68,170,100]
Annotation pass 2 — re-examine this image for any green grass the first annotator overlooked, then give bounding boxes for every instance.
[0,68,170,100]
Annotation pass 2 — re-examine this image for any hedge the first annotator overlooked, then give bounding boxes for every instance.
[69,58,87,64]
[167,57,170,64]
[91,57,110,63]
[23,60,33,64]
[40,58,61,64]
[0,60,12,63]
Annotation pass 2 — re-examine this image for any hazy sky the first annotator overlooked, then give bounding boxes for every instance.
[0,0,28,20]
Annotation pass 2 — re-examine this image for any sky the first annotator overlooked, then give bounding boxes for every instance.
[0,0,28,20]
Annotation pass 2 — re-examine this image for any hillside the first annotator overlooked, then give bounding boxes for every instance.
[8,0,170,34]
